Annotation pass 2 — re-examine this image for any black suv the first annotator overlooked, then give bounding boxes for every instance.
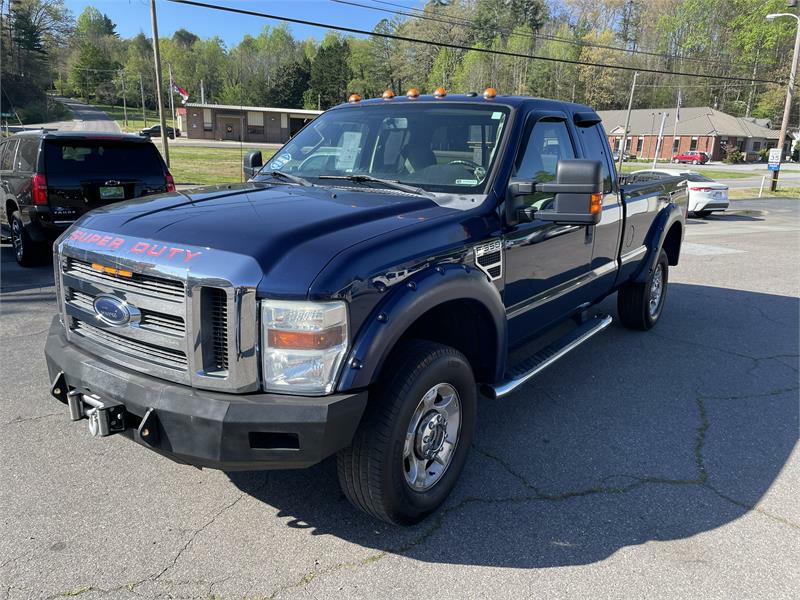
[0,131,175,266]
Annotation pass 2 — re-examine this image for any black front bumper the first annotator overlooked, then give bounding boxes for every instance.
[44,317,368,470]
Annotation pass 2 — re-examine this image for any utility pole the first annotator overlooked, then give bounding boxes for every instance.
[139,74,147,127]
[671,89,681,162]
[766,12,800,191]
[618,71,638,175]
[120,73,128,129]
[652,112,668,169]
[150,0,169,167]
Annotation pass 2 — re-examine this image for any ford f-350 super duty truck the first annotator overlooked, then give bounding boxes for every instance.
[46,91,687,524]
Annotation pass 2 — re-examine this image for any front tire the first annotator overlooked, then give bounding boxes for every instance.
[337,340,477,525]
[10,211,47,267]
[617,249,669,331]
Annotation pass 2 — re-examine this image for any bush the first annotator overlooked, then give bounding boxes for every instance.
[757,148,770,162]
[723,148,744,164]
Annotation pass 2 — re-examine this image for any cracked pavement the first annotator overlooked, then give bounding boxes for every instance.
[1,199,798,599]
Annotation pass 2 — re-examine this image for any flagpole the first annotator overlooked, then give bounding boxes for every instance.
[671,89,681,164]
[168,63,176,133]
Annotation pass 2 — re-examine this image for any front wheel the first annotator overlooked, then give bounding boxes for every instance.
[337,340,477,525]
[617,249,669,331]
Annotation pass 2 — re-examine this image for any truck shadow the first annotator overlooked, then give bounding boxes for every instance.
[236,283,796,566]
[0,244,55,295]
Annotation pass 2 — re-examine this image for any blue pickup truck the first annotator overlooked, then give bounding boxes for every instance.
[45,91,687,524]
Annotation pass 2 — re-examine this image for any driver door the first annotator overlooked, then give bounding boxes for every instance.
[503,114,595,346]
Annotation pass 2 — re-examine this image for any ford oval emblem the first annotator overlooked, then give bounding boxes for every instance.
[93,295,139,327]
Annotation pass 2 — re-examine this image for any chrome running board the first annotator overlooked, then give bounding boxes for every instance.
[483,314,613,399]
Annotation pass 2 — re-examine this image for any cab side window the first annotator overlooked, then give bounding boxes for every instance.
[514,119,575,209]
[578,124,613,193]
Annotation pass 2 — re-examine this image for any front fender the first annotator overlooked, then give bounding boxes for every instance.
[337,264,507,391]
[632,202,684,284]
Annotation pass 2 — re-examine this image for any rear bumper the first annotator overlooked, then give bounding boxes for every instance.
[44,317,368,470]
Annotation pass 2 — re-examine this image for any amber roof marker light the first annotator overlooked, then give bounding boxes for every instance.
[483,87,497,99]
[406,87,420,98]
[382,89,395,99]
[433,87,447,98]
[348,93,362,103]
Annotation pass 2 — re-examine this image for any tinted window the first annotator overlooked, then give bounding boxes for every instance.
[16,139,38,172]
[0,139,18,171]
[44,141,164,177]
[578,124,612,193]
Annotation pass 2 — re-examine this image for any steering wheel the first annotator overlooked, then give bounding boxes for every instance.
[447,159,486,181]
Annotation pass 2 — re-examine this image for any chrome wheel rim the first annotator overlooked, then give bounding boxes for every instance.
[403,382,461,492]
[11,219,22,261]
[649,264,664,317]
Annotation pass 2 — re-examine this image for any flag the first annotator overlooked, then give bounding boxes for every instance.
[171,79,189,104]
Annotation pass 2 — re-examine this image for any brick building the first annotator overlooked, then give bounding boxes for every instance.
[598,106,794,162]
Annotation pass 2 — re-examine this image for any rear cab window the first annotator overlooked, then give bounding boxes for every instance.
[43,140,165,178]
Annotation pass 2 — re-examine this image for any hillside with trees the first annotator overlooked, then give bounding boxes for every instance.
[1,0,798,125]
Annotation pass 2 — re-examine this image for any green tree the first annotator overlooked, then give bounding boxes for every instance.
[307,36,351,109]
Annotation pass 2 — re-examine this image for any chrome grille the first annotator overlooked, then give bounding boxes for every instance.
[57,232,260,393]
[72,319,188,370]
[64,257,184,302]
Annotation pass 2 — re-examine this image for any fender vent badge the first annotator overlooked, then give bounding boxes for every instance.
[474,239,502,281]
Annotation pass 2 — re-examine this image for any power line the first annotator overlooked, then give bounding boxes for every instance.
[166,0,782,85]
[347,0,739,70]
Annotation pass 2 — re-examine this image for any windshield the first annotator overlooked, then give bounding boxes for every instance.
[681,172,713,182]
[255,102,510,194]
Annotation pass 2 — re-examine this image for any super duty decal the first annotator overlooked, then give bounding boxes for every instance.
[67,229,202,263]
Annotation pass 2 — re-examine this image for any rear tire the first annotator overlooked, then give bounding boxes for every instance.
[10,211,47,267]
[337,340,477,525]
[617,249,669,331]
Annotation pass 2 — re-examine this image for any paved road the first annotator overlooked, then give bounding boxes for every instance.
[0,200,798,599]
[11,98,120,133]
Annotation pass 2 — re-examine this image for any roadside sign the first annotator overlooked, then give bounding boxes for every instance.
[0,112,13,118]
[768,148,781,171]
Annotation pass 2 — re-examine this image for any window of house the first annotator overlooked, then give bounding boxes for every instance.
[752,141,762,152]
[737,140,745,151]
[636,137,643,152]
[203,109,212,131]
[248,111,264,127]
[625,137,632,151]
[690,137,698,151]
[672,138,680,153]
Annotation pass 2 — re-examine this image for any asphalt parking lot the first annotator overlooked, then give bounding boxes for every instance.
[1,199,798,600]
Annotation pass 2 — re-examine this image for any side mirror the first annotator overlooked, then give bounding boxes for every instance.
[243,151,263,180]
[506,159,604,226]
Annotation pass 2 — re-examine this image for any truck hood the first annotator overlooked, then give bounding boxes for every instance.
[66,183,455,298]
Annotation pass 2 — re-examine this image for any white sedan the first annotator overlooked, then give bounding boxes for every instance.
[631,169,729,217]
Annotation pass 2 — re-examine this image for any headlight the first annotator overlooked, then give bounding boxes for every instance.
[260,300,349,395]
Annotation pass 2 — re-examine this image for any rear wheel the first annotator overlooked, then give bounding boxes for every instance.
[617,249,669,331]
[10,211,47,267]
[692,159,699,165]
[337,340,477,525]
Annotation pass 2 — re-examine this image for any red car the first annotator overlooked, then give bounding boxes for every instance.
[673,151,709,165]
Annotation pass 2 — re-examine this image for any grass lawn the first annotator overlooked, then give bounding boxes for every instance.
[158,146,276,185]
[729,187,800,200]
[619,164,761,179]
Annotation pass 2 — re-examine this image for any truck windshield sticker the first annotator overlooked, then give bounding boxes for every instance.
[269,153,291,170]
[455,179,479,185]
[335,131,363,171]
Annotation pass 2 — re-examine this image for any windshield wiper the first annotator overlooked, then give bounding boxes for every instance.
[317,175,432,198]
[258,170,312,187]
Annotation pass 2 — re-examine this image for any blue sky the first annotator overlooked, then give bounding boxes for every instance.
[63,0,417,46]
